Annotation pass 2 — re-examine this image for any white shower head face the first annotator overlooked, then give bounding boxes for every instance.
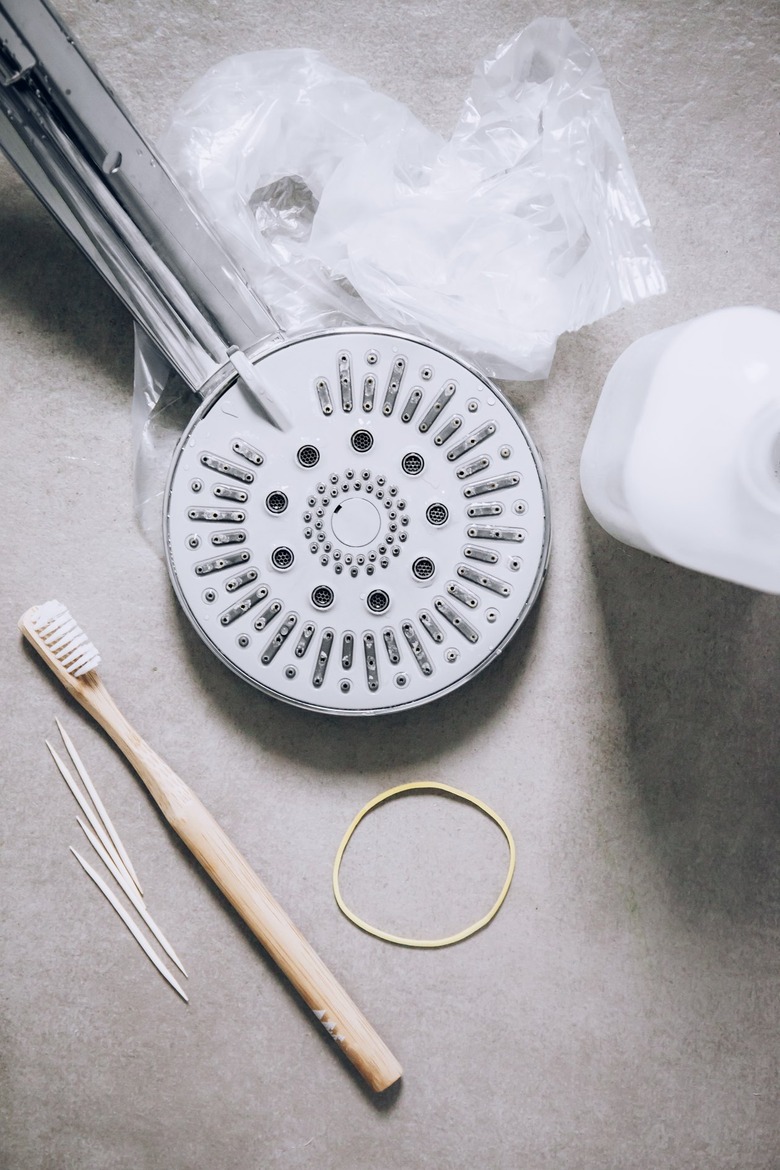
[165,329,550,715]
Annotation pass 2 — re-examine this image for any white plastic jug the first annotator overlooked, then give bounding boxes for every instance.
[580,306,780,592]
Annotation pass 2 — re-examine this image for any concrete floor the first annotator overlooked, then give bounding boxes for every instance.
[1,1,779,1167]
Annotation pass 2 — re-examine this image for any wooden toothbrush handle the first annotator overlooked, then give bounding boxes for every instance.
[83,675,402,1092]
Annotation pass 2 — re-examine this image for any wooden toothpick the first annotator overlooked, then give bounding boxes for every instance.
[56,718,143,898]
[69,848,188,1003]
[76,816,187,978]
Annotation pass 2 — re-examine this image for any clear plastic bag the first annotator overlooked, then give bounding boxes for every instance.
[132,325,199,554]
[134,18,665,544]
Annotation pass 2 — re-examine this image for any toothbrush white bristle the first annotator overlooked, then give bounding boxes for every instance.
[31,600,101,677]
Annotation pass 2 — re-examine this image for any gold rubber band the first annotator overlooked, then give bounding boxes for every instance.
[332,781,516,948]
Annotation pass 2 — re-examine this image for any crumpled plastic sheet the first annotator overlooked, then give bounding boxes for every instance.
[134,18,665,545]
[132,325,198,552]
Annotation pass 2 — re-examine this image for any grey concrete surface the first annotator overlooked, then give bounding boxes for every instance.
[1,1,779,1167]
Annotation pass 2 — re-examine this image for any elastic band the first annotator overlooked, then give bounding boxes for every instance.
[332,782,516,948]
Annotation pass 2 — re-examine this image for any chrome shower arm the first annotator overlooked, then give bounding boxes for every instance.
[0,0,280,394]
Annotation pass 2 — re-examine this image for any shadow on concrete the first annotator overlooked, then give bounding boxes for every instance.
[584,506,780,927]
[170,578,546,778]
[0,187,133,394]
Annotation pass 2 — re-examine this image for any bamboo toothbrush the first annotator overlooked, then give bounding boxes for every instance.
[20,600,402,1093]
